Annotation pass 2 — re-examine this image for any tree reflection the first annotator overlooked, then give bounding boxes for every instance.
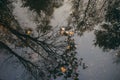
[21,0,63,15]
[94,22,120,51]
[20,0,64,35]
[69,0,104,35]
[0,0,87,80]
[45,28,87,80]
[105,0,120,22]
[94,0,120,51]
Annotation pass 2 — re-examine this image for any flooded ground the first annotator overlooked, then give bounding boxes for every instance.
[0,0,120,80]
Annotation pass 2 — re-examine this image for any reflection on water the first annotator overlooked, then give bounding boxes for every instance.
[94,22,120,51]
[47,28,86,80]
[1,0,120,80]
[50,0,120,80]
[74,31,120,80]
[50,0,72,27]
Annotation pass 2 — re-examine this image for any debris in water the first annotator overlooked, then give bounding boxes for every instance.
[61,67,67,73]
[26,28,32,35]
